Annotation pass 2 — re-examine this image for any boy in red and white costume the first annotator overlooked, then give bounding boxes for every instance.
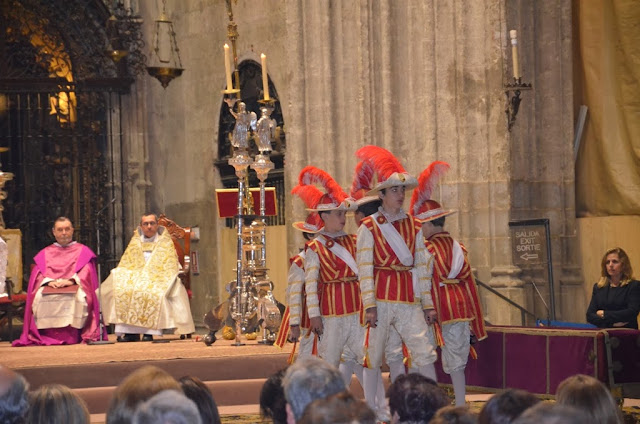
[295,166,366,382]
[355,146,438,411]
[352,164,407,384]
[284,212,323,359]
[410,162,487,406]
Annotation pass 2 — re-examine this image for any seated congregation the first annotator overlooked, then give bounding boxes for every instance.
[0,356,625,424]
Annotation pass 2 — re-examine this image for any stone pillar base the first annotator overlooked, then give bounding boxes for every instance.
[485,265,534,326]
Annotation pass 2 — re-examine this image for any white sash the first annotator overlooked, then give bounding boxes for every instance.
[372,212,419,295]
[448,240,464,279]
[317,235,359,276]
[372,212,413,266]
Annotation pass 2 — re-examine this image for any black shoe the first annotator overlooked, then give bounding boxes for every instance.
[117,334,141,342]
[142,335,154,342]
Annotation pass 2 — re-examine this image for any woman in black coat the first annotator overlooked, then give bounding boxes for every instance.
[586,247,640,329]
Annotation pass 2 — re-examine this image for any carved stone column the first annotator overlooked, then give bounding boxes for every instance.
[120,77,152,244]
[503,0,580,323]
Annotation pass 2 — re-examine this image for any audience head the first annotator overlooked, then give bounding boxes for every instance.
[26,383,89,424]
[387,373,450,424]
[430,405,478,424]
[599,247,633,286]
[283,356,346,423]
[178,376,221,424]
[106,365,181,424]
[52,217,74,246]
[512,402,594,424]
[478,389,540,424]
[555,374,622,424]
[0,365,29,424]
[298,391,375,424]
[260,368,287,424]
[132,390,201,424]
[139,213,159,239]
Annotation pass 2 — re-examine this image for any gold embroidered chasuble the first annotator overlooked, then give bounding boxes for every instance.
[112,229,180,329]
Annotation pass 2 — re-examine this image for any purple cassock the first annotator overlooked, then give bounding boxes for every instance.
[13,242,107,346]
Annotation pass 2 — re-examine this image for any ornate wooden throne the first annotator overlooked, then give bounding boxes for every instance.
[157,214,192,297]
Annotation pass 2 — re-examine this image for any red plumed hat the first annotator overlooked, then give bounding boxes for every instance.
[355,145,418,195]
[291,184,325,232]
[350,161,379,206]
[409,161,456,222]
[295,166,355,211]
[291,212,324,233]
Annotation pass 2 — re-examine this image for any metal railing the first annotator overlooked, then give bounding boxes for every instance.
[476,278,537,326]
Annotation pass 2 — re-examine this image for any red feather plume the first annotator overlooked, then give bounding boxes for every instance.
[410,161,450,214]
[355,145,407,181]
[297,166,348,204]
[350,160,374,198]
[291,184,325,209]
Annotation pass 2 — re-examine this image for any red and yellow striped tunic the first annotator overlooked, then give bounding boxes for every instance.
[305,234,362,317]
[425,231,487,340]
[360,215,421,304]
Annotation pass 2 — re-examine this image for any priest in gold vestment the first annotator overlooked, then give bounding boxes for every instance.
[100,213,195,341]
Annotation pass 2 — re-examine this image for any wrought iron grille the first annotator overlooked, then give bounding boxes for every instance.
[0,0,142,282]
[0,86,125,282]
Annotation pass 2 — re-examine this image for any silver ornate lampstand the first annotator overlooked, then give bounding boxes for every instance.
[226,88,253,347]
[211,0,282,346]
[251,99,276,343]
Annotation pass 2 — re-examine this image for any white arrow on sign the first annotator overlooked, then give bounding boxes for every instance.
[520,252,539,261]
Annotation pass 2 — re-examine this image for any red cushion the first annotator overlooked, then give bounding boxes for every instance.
[0,294,27,304]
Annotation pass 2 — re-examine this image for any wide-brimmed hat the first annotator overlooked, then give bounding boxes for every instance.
[351,189,380,207]
[292,212,324,233]
[409,161,453,222]
[355,145,418,196]
[413,199,457,222]
[294,166,356,212]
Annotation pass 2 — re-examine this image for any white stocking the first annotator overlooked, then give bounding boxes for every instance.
[388,360,406,383]
[418,363,437,382]
[375,369,388,417]
[450,369,466,406]
[339,361,356,388]
[362,367,380,411]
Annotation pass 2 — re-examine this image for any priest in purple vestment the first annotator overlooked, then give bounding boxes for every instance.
[13,217,105,346]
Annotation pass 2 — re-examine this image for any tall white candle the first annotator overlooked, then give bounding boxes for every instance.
[261,53,270,101]
[510,30,520,80]
[224,44,233,91]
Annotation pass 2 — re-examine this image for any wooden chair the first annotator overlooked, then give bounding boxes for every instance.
[157,214,192,297]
